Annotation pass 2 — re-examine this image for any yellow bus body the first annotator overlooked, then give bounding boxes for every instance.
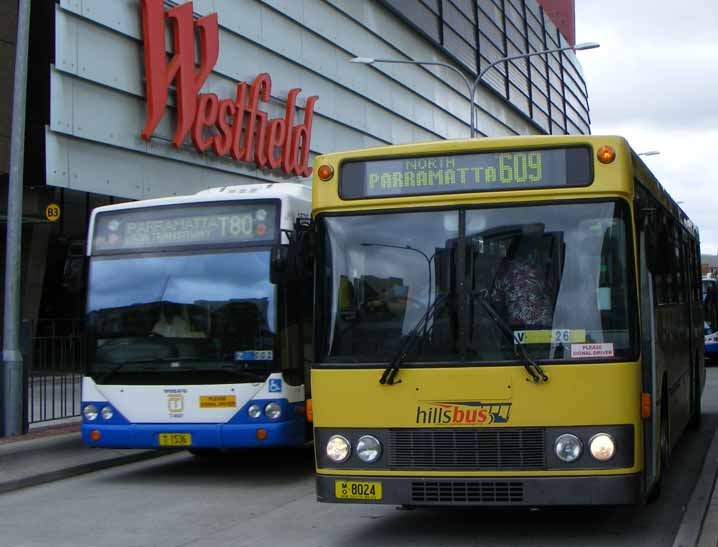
[310,135,702,506]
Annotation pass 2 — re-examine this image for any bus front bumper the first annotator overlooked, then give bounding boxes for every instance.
[316,473,641,506]
[82,420,306,449]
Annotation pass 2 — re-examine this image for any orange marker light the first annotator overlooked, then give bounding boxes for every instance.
[306,399,313,423]
[317,164,334,181]
[641,392,651,418]
[90,430,101,442]
[597,145,616,164]
[256,428,268,441]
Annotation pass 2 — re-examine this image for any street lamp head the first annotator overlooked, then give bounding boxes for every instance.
[350,57,375,64]
[574,42,600,51]
[638,151,661,157]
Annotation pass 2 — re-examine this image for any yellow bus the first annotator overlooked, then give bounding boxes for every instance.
[309,135,704,506]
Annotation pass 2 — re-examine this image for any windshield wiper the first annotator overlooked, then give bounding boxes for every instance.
[472,292,549,384]
[380,294,448,386]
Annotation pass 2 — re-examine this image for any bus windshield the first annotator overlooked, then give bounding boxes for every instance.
[86,249,276,384]
[319,200,637,364]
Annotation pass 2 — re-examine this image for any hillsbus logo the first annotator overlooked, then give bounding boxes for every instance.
[415,401,512,426]
[139,0,318,176]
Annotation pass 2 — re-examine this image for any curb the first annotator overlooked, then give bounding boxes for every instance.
[673,429,718,547]
[0,449,171,495]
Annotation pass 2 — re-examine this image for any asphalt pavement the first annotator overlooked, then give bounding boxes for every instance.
[0,421,169,494]
[0,421,716,546]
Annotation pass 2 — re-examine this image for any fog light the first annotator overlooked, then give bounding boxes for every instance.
[83,404,98,421]
[555,433,583,462]
[356,435,382,463]
[590,433,616,462]
[326,435,350,463]
[101,406,114,420]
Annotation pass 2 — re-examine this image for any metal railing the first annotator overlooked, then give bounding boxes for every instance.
[25,319,85,425]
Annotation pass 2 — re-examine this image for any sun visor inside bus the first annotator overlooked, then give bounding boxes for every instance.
[339,146,593,200]
[91,201,280,254]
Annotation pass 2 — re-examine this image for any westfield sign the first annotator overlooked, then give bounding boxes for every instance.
[139,0,318,176]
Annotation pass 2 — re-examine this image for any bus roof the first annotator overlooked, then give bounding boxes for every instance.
[312,134,699,240]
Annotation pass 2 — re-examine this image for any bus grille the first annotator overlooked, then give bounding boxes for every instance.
[411,481,524,504]
[389,428,546,470]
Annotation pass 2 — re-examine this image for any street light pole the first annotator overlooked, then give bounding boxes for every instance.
[351,42,599,138]
[2,0,31,437]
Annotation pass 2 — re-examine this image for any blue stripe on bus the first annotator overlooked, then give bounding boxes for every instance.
[81,419,306,448]
[81,400,306,448]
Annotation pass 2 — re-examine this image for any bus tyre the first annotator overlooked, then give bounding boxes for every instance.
[689,360,702,429]
[647,389,669,504]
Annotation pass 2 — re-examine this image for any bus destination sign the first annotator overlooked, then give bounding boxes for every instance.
[340,147,592,200]
[92,202,278,253]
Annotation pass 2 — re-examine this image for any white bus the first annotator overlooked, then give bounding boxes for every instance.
[81,183,313,452]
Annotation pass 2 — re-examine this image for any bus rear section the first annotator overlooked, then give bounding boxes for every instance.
[310,135,703,506]
[81,183,313,450]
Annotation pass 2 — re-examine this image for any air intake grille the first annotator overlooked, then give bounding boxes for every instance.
[411,481,524,504]
[389,428,546,470]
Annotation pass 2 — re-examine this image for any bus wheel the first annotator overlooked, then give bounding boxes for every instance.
[647,388,669,503]
[689,360,702,429]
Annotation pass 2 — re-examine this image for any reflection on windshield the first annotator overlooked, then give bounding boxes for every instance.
[320,201,637,364]
[323,211,458,362]
[86,250,276,382]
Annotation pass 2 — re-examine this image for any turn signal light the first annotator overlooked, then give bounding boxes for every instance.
[90,430,101,442]
[306,399,313,423]
[317,164,334,181]
[256,428,268,441]
[641,392,651,418]
[597,145,616,164]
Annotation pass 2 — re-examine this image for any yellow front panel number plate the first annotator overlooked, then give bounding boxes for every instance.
[158,433,192,447]
[335,480,383,500]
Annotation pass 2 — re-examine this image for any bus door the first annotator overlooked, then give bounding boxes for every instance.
[637,201,660,497]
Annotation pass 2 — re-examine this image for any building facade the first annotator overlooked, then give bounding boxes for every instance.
[0,0,590,408]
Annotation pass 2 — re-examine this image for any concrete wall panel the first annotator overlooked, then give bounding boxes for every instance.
[46,0,583,200]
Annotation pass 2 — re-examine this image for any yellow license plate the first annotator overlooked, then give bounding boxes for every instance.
[158,433,192,447]
[335,480,383,500]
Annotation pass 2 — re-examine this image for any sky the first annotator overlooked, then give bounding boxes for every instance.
[574,1,718,255]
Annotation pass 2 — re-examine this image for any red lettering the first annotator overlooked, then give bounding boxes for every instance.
[230,82,249,161]
[478,409,488,422]
[452,406,465,423]
[290,95,318,177]
[265,118,286,169]
[140,2,318,175]
[140,0,218,147]
[192,93,219,152]
[242,73,272,164]
[214,99,236,156]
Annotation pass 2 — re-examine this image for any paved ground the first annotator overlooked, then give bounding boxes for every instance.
[0,369,716,546]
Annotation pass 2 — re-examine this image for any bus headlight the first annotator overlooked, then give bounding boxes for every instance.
[264,402,282,420]
[555,433,583,462]
[83,404,98,421]
[247,404,262,419]
[589,433,616,462]
[100,406,114,420]
[356,435,382,463]
[326,435,351,463]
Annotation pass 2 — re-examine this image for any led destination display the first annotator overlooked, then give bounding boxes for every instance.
[340,147,592,199]
[92,201,278,253]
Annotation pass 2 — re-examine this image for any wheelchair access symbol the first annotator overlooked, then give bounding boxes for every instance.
[268,378,282,393]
